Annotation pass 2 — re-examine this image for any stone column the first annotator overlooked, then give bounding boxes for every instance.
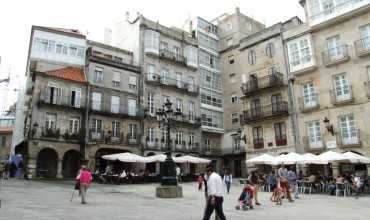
[332,162,340,177]
[56,159,63,179]
[27,158,37,179]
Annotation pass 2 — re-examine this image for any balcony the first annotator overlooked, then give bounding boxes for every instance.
[172,113,202,127]
[145,73,199,96]
[241,73,285,97]
[240,101,289,124]
[322,45,350,67]
[35,127,81,142]
[202,148,222,156]
[159,49,187,66]
[330,86,354,106]
[90,102,143,119]
[303,136,325,152]
[41,127,61,139]
[222,147,246,155]
[38,90,85,110]
[89,130,105,142]
[337,129,362,148]
[275,136,287,146]
[126,133,141,145]
[355,37,370,57]
[105,132,124,144]
[253,138,264,149]
[298,94,320,113]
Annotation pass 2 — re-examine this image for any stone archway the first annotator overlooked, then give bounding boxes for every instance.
[146,152,156,174]
[62,150,81,178]
[36,148,58,178]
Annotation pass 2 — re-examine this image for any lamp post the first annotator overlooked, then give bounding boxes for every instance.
[156,99,182,187]
[323,117,335,136]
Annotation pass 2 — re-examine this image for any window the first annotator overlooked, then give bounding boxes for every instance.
[34,38,49,52]
[112,121,121,137]
[112,71,121,88]
[322,0,335,15]
[56,44,67,54]
[114,56,123,63]
[148,93,155,115]
[91,119,102,134]
[252,127,263,149]
[160,41,168,51]
[274,122,287,146]
[307,120,322,147]
[326,35,342,58]
[248,50,256,65]
[228,55,235,64]
[250,98,261,116]
[161,129,168,143]
[229,73,236,83]
[94,67,104,83]
[271,94,282,112]
[201,90,223,108]
[69,118,80,134]
[160,67,169,84]
[287,36,313,69]
[92,92,102,111]
[339,114,358,145]
[46,83,61,104]
[129,124,138,140]
[266,42,275,58]
[45,113,57,129]
[147,64,156,81]
[188,101,195,121]
[184,46,198,66]
[227,38,233,47]
[205,139,211,151]
[70,87,81,108]
[144,30,160,54]
[233,138,240,150]
[129,76,137,91]
[176,72,183,88]
[147,127,155,143]
[173,46,180,56]
[128,98,137,116]
[333,73,350,101]
[199,50,219,69]
[231,112,239,124]
[188,76,195,92]
[302,82,317,108]
[176,131,183,145]
[189,132,195,146]
[201,109,223,129]
[360,24,370,49]
[176,98,183,112]
[231,94,238,103]
[200,69,222,91]
[111,96,120,113]
[77,47,84,57]
[69,46,77,56]
[198,32,218,51]
[0,136,5,148]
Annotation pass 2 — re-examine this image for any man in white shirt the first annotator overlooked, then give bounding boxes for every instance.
[203,165,226,220]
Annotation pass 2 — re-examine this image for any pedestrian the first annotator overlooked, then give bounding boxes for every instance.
[277,165,294,202]
[4,162,10,179]
[77,165,92,204]
[202,164,226,220]
[287,169,299,199]
[223,169,232,194]
[0,163,4,179]
[198,174,204,191]
[248,170,261,205]
[176,166,182,183]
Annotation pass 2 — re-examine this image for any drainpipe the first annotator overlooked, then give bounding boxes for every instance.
[83,49,91,161]
[281,33,301,153]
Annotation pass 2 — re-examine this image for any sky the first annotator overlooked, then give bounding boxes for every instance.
[0,0,305,113]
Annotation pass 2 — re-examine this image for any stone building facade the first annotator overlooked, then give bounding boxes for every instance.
[0,116,14,162]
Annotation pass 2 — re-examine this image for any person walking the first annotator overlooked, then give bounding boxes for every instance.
[203,165,226,220]
[4,162,10,179]
[248,170,261,205]
[176,166,182,183]
[198,174,204,191]
[77,165,92,204]
[287,169,299,199]
[277,165,294,202]
[223,169,232,194]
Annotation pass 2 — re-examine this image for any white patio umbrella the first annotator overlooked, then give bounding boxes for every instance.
[342,152,370,164]
[146,154,181,163]
[298,153,325,164]
[274,152,304,165]
[246,154,276,165]
[175,155,211,164]
[102,153,149,163]
[315,151,348,164]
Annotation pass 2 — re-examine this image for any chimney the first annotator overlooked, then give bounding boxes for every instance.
[125,12,130,21]
[235,7,240,14]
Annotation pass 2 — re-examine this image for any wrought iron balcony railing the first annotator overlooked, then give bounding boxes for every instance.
[145,73,199,95]
[253,138,264,149]
[241,73,285,97]
[159,49,187,65]
[38,90,86,109]
[322,45,350,66]
[90,101,143,118]
[240,101,289,124]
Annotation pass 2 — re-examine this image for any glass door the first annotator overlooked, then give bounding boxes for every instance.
[334,74,350,101]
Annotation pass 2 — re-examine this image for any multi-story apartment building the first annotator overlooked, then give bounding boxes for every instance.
[285,0,370,175]
[235,18,302,173]
[23,26,87,178]
[108,14,202,174]
[85,40,142,171]
[0,116,14,162]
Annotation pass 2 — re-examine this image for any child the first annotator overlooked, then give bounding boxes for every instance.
[198,174,204,191]
[236,181,254,210]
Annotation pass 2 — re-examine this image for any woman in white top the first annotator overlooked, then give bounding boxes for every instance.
[223,169,233,194]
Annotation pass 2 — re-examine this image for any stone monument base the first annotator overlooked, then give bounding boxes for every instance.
[156,185,183,198]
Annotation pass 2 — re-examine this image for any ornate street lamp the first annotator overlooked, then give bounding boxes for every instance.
[323,117,335,136]
[156,99,182,190]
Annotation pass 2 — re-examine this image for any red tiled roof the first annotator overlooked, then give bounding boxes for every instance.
[0,126,13,134]
[45,67,86,83]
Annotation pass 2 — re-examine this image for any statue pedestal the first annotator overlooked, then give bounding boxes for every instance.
[156,185,183,198]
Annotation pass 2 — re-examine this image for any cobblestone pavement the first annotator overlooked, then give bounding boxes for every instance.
[0,179,369,220]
